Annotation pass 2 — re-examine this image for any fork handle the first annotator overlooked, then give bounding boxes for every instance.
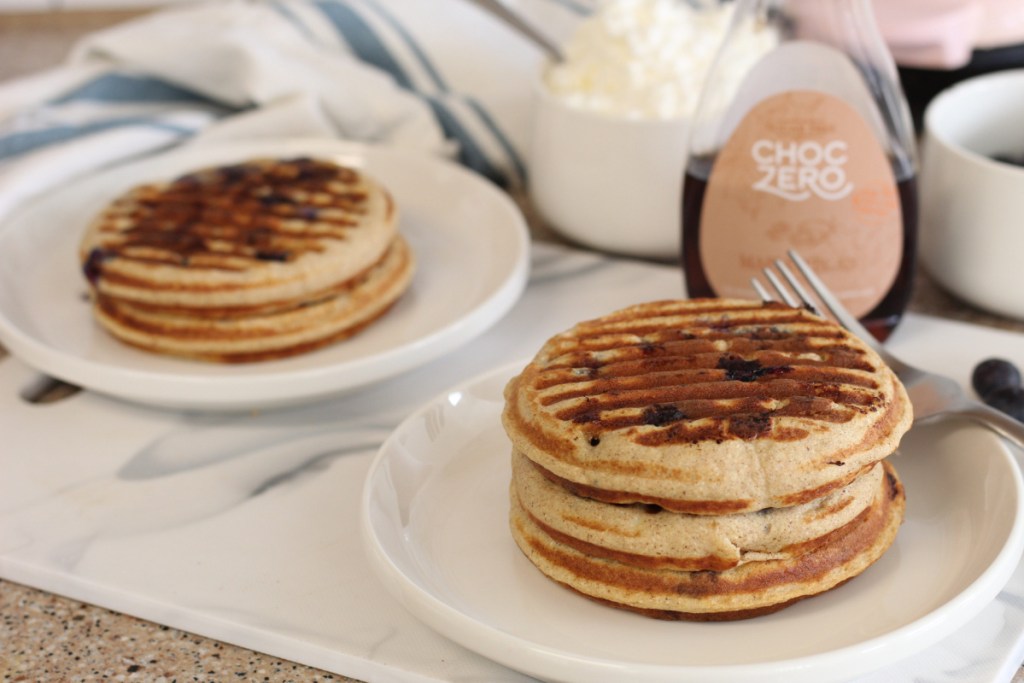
[958,401,1024,452]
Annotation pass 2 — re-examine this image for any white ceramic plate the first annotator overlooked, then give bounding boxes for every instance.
[0,139,529,410]
[362,362,1024,683]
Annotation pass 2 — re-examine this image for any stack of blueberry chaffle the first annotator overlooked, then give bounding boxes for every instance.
[80,157,413,363]
[502,299,912,620]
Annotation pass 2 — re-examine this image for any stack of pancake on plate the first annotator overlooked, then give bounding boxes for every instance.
[79,156,414,363]
[503,299,912,620]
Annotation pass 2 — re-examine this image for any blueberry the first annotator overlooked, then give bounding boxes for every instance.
[83,247,112,286]
[255,250,290,262]
[983,386,1024,422]
[971,358,1022,400]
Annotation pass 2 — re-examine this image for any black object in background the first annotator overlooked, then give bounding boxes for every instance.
[899,42,1024,132]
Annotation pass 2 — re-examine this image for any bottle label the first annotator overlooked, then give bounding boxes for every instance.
[699,90,902,317]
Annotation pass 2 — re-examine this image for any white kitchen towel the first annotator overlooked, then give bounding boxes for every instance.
[0,0,591,218]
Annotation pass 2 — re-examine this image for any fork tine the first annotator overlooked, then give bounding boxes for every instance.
[756,252,1024,449]
[751,251,870,342]
[762,268,801,308]
[772,259,823,318]
[751,277,774,302]
[754,260,818,314]
[785,250,876,344]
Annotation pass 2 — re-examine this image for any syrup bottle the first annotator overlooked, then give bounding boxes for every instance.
[682,0,918,340]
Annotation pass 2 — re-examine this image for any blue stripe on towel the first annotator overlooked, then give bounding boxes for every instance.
[358,0,447,91]
[268,1,317,41]
[313,0,509,182]
[542,0,591,15]
[463,97,527,183]
[423,95,494,179]
[359,0,526,185]
[0,117,194,161]
[312,0,413,88]
[50,73,221,106]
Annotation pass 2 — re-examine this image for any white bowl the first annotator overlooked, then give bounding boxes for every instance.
[920,69,1024,320]
[527,79,689,261]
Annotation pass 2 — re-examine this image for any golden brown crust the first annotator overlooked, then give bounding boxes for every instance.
[80,157,398,312]
[91,234,414,363]
[513,450,884,572]
[530,461,753,515]
[80,157,414,363]
[509,461,905,620]
[502,299,913,514]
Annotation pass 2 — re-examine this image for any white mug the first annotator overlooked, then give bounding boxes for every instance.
[528,79,689,261]
[920,69,1024,320]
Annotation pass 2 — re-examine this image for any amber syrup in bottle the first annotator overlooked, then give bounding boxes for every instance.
[683,156,918,341]
[681,0,919,341]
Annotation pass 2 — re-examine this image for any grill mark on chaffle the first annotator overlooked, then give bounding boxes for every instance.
[568,310,824,336]
[95,240,411,342]
[87,157,370,273]
[541,330,872,371]
[537,361,879,401]
[546,322,851,349]
[550,380,877,416]
[94,241,392,303]
[527,302,885,443]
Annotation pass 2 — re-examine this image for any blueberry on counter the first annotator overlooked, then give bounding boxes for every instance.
[972,357,1024,422]
[972,358,1022,400]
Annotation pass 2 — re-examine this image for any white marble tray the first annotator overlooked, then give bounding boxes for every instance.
[3,243,1024,682]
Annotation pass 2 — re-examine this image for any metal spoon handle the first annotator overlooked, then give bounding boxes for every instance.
[470,0,564,62]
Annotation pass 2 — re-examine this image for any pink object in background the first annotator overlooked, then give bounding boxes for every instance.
[872,0,1024,68]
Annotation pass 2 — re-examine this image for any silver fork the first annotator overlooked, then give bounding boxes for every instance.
[753,250,1024,450]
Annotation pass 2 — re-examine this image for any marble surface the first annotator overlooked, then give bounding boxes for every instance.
[4,8,1024,683]
[0,12,358,679]
[2,240,1024,683]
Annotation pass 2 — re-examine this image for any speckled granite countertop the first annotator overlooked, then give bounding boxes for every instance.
[1,9,1023,683]
[1,581,345,682]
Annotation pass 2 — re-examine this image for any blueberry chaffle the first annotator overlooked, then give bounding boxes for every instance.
[503,299,912,620]
[79,157,414,362]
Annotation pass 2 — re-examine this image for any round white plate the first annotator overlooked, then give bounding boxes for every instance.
[362,362,1024,683]
[0,139,529,410]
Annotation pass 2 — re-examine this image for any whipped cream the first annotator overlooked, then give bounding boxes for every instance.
[545,0,774,120]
